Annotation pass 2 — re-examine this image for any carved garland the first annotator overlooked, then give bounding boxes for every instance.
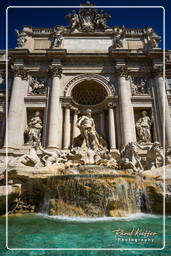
[64,74,115,96]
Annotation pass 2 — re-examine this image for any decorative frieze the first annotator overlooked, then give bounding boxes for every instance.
[131,77,149,95]
[29,77,46,95]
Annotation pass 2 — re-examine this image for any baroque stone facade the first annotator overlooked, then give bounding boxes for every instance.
[0,2,171,157]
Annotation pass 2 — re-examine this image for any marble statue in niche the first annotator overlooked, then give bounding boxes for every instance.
[76,109,104,151]
[25,111,43,148]
[135,110,152,144]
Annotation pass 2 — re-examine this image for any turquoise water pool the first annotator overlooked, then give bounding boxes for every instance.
[0,213,171,255]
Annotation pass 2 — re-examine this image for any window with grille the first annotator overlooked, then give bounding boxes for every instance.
[71,81,107,106]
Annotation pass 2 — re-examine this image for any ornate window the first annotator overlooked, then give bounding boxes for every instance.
[71,81,107,106]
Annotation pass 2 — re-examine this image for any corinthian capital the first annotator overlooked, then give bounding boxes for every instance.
[48,65,62,78]
[11,65,29,80]
[152,66,163,78]
[115,66,130,80]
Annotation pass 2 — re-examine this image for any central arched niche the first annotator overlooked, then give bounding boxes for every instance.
[71,81,107,106]
[70,80,109,148]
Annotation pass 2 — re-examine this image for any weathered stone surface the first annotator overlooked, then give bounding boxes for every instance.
[140,164,171,179]
[48,199,86,216]
[0,184,21,215]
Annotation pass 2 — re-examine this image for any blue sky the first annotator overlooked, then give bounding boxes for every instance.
[0,0,170,50]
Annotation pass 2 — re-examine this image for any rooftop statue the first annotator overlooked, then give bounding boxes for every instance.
[143,27,161,51]
[15,29,27,48]
[65,2,111,32]
[112,27,125,48]
[50,26,65,48]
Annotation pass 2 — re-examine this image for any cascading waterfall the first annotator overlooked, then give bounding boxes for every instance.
[41,171,152,217]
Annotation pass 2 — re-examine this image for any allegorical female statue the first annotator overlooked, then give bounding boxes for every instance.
[135,110,152,143]
[25,111,43,147]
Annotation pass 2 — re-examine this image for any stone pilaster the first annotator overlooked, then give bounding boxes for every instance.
[63,104,71,149]
[153,66,171,147]
[47,64,62,148]
[4,66,29,148]
[116,66,136,146]
[72,108,80,142]
[108,103,116,149]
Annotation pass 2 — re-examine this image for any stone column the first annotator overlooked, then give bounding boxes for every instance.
[47,64,62,148]
[116,66,136,146]
[4,66,29,148]
[100,110,105,138]
[108,103,116,149]
[63,104,71,149]
[153,66,171,147]
[72,108,80,142]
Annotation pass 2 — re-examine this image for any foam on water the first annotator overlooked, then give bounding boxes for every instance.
[37,212,160,223]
